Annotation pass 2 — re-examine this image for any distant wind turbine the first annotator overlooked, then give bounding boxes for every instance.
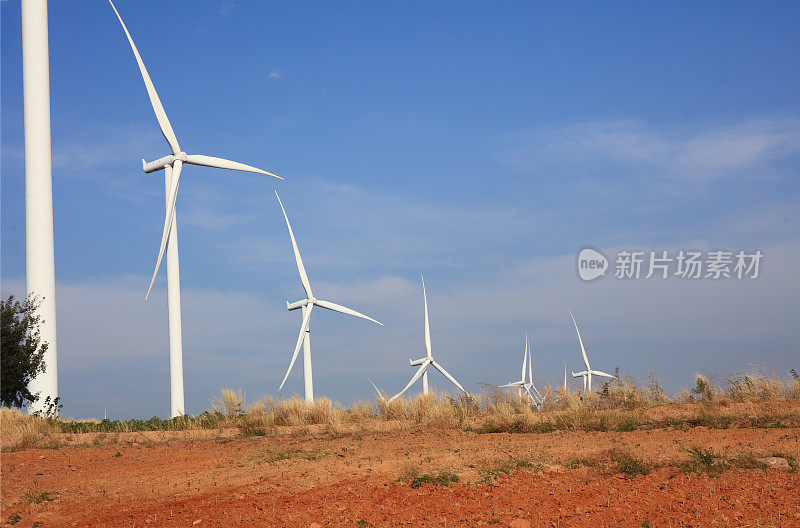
[388,276,468,402]
[109,1,280,418]
[500,334,544,407]
[569,309,615,392]
[276,192,382,403]
[524,337,544,407]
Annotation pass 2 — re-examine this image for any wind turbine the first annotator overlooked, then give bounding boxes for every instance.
[569,309,615,392]
[500,335,543,406]
[524,338,545,407]
[276,192,382,403]
[500,334,532,398]
[109,1,281,418]
[388,276,468,402]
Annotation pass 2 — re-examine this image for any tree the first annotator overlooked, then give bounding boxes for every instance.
[1,294,48,408]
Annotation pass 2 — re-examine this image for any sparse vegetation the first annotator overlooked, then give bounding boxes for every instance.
[24,490,58,504]
[479,458,537,485]
[397,461,420,482]
[2,366,799,451]
[610,450,651,478]
[409,470,459,488]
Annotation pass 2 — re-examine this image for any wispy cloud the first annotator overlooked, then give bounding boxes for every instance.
[268,71,282,80]
[501,118,800,181]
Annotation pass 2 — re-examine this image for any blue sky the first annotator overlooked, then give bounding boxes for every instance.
[2,1,799,418]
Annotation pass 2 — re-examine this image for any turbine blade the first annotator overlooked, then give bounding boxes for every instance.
[275,192,312,298]
[499,381,522,388]
[569,308,591,371]
[422,275,431,358]
[521,334,527,381]
[108,1,180,155]
[527,335,533,384]
[430,359,467,394]
[145,160,182,300]
[368,379,385,401]
[278,304,314,391]
[388,361,430,403]
[591,370,616,378]
[185,154,281,179]
[314,299,382,325]
[523,385,536,401]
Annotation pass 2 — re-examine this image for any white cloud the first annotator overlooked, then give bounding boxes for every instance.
[269,71,282,80]
[501,117,800,181]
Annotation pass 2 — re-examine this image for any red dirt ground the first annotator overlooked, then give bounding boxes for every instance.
[2,426,799,527]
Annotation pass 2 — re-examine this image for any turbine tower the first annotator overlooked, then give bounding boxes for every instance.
[389,276,468,402]
[109,1,281,417]
[22,0,58,414]
[569,309,615,392]
[275,192,382,403]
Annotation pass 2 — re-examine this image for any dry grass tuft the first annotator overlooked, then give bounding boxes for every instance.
[1,408,62,451]
[210,388,244,420]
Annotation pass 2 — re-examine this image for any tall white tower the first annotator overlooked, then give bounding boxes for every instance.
[22,0,58,414]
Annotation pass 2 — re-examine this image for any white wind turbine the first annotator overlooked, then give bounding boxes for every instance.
[275,192,382,403]
[500,334,543,406]
[569,309,615,392]
[388,276,468,402]
[110,1,281,417]
[525,343,545,407]
[500,334,531,398]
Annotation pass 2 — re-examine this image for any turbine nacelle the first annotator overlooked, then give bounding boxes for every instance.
[409,357,427,366]
[142,153,187,173]
[287,298,313,311]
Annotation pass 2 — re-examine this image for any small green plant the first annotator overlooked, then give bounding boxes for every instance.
[409,470,459,488]
[355,521,368,528]
[720,494,731,502]
[397,461,419,482]
[641,521,651,528]
[787,456,798,473]
[691,374,714,401]
[32,523,43,528]
[114,451,121,458]
[5,515,21,525]
[611,450,651,478]
[25,491,58,504]
[684,446,723,475]
[479,458,535,485]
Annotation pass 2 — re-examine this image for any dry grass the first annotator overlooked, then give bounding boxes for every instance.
[2,366,799,449]
[1,408,62,451]
[210,388,244,419]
